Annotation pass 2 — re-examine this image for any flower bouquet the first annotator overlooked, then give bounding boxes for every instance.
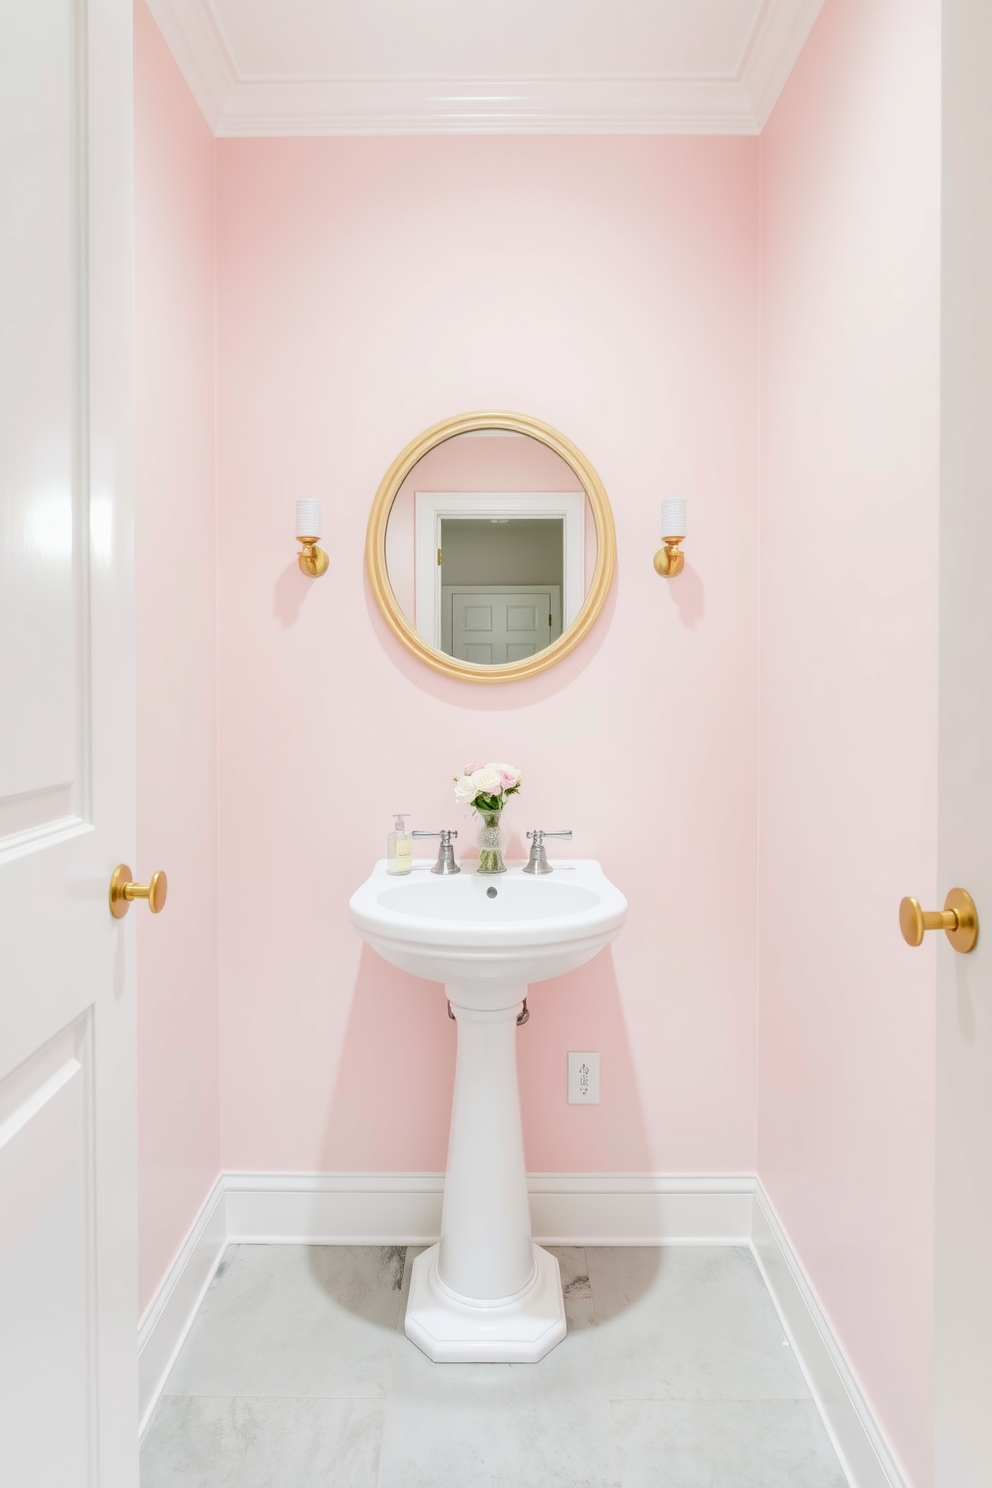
[453,762,522,874]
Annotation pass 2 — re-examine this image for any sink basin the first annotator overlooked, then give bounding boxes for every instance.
[350,856,627,1365]
[349,859,627,995]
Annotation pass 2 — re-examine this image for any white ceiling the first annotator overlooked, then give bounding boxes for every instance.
[145,0,825,136]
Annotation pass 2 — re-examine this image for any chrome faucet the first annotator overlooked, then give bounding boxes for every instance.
[523,829,572,875]
[412,828,460,875]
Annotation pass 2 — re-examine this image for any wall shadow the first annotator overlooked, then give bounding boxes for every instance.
[666,561,705,630]
[273,556,319,628]
[955,953,977,1043]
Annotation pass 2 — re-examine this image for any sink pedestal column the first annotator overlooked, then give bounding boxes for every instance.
[404,983,567,1363]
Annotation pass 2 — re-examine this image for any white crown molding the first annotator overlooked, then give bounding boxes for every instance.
[143,0,825,137]
[740,0,826,128]
[138,1168,908,1487]
[143,0,230,133]
[212,78,757,140]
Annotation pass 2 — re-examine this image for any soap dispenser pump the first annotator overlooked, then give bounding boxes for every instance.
[387,814,413,875]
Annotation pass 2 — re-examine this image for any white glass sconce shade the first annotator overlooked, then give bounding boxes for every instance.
[654,498,686,578]
[660,497,686,540]
[296,499,321,539]
[296,499,329,577]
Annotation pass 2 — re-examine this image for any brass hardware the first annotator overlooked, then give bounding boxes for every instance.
[899,887,978,954]
[366,410,616,684]
[653,538,685,577]
[109,864,168,919]
[437,548,442,566]
[297,537,329,577]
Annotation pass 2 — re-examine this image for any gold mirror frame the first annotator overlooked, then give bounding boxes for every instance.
[366,411,616,683]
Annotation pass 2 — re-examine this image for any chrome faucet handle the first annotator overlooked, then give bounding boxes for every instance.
[412,828,460,875]
[523,829,572,875]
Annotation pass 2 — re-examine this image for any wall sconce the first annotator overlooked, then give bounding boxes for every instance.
[654,498,686,577]
[296,499,329,577]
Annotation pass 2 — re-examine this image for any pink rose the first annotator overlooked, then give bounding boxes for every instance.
[464,762,485,775]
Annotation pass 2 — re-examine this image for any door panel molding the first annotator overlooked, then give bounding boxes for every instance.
[0,1011,97,1486]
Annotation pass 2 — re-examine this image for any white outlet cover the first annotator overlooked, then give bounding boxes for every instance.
[568,1052,600,1104]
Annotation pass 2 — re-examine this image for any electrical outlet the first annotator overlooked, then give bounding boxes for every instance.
[568,1051,600,1104]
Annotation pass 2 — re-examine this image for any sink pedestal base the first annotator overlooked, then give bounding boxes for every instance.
[405,1241,566,1363]
[404,982,566,1363]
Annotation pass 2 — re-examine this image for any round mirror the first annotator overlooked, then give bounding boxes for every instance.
[366,412,616,682]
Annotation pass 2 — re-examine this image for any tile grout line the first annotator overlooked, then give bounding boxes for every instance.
[373,1244,414,1488]
[603,1394,817,1402]
[156,1391,394,1401]
[582,1245,625,1488]
[607,1400,626,1488]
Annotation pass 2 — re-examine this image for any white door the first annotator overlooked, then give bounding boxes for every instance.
[0,2,139,1484]
[934,5,992,1484]
[444,586,560,663]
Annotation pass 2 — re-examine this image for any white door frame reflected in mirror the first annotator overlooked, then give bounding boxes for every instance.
[413,491,586,653]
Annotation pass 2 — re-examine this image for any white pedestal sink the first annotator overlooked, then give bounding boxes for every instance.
[349,859,627,1362]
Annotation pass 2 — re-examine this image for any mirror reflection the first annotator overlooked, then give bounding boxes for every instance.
[384,430,597,665]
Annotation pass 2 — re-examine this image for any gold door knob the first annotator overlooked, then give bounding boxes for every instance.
[109,864,168,919]
[899,887,978,954]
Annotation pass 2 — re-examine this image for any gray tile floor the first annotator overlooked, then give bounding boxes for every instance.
[141,1244,849,1488]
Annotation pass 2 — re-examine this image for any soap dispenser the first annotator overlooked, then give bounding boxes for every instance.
[387,814,413,875]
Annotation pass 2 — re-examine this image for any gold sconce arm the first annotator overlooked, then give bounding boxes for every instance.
[109,864,168,919]
[653,538,685,577]
[899,887,978,953]
[297,537,329,577]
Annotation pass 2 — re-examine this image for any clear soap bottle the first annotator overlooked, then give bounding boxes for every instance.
[387,814,413,875]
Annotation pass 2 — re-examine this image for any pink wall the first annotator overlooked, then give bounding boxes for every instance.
[134,0,221,1314]
[214,136,761,1178]
[758,0,940,1482]
[133,12,944,1471]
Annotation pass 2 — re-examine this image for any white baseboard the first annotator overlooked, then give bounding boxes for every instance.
[529,1171,754,1244]
[751,1186,909,1488]
[224,1170,446,1244]
[138,1171,908,1488]
[137,1176,227,1434]
[223,1170,754,1246]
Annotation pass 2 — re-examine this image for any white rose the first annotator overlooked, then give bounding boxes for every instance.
[454,774,478,805]
[474,765,503,794]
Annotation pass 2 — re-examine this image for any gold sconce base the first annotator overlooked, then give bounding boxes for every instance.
[654,539,685,577]
[298,538,329,577]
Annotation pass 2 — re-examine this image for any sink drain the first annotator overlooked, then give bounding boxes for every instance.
[486,886,497,898]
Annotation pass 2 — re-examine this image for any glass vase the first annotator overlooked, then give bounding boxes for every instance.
[476,810,506,874]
